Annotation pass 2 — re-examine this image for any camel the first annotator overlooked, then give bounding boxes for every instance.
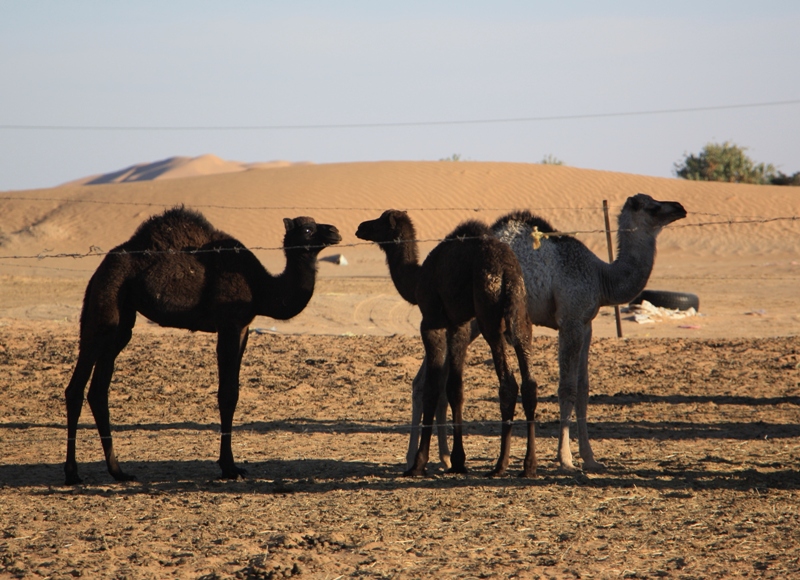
[64,207,341,484]
[357,211,539,477]
[355,210,452,470]
[404,193,687,472]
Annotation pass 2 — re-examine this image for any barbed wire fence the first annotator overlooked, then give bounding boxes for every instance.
[0,195,798,267]
[0,196,798,454]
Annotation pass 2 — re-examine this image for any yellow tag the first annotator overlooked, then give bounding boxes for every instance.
[531,226,549,250]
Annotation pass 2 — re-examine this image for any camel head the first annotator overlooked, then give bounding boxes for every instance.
[355,209,416,244]
[621,193,687,235]
[282,216,341,254]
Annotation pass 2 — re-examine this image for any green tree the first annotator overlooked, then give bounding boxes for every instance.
[674,141,776,184]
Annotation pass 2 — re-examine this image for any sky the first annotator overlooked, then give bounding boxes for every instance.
[1,1,799,191]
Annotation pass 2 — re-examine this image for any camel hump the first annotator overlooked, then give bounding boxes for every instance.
[445,220,492,241]
[126,206,229,252]
[491,210,557,234]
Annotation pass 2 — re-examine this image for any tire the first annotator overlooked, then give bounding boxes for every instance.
[629,290,699,311]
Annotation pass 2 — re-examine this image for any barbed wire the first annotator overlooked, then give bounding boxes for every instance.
[0,236,563,261]
[0,216,798,262]
[0,259,795,280]
[0,196,792,222]
[0,195,606,212]
[671,216,799,229]
[646,276,800,281]
[1,192,798,268]
[0,261,89,272]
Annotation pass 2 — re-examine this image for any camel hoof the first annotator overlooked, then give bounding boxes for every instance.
[111,471,137,482]
[485,468,506,478]
[557,464,582,475]
[517,469,537,479]
[403,467,427,477]
[64,474,83,486]
[440,455,452,470]
[582,460,607,473]
[445,465,468,475]
[219,466,247,480]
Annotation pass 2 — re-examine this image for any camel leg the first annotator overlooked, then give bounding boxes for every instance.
[407,356,451,471]
[216,326,249,479]
[445,323,472,474]
[405,325,446,476]
[556,321,584,472]
[511,321,538,478]
[406,360,424,469]
[85,316,136,483]
[436,323,481,469]
[575,324,605,471]
[64,344,100,485]
[434,359,451,469]
[482,323,519,478]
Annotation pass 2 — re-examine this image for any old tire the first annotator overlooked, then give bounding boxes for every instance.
[630,290,699,311]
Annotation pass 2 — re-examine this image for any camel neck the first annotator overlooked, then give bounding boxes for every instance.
[256,248,319,319]
[381,238,421,305]
[601,229,657,306]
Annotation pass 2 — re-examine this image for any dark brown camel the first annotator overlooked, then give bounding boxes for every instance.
[355,210,452,469]
[64,207,341,484]
[356,210,538,477]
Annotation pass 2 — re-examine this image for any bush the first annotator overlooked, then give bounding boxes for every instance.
[770,171,800,186]
[674,141,776,184]
[540,154,564,165]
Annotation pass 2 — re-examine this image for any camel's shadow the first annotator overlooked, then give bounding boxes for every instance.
[17,415,797,441]
[2,458,798,494]
[584,393,800,407]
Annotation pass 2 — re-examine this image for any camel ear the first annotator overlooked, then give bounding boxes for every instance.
[626,195,643,211]
[283,218,294,232]
[387,210,407,229]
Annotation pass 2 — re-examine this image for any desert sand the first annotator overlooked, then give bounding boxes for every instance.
[0,159,798,578]
[1,157,799,338]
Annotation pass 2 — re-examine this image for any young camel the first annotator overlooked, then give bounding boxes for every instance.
[355,210,452,469]
[357,211,539,477]
[64,207,341,484]
[405,193,687,472]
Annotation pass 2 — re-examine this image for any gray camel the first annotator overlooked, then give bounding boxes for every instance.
[406,193,686,472]
[64,207,341,484]
[357,211,539,477]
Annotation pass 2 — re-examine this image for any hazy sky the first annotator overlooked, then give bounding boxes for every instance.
[1,1,798,191]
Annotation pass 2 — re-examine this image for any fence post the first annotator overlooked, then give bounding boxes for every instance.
[603,200,623,338]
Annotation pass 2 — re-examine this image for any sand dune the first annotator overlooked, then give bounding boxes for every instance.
[1,160,798,337]
[59,154,308,186]
[4,160,799,261]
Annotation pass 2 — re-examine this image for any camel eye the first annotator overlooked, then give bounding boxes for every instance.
[303,226,314,235]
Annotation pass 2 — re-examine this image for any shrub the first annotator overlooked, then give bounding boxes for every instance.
[540,154,564,165]
[770,171,800,186]
[674,141,776,184]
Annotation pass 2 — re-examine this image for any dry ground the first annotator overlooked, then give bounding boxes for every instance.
[3,156,800,579]
[1,322,798,579]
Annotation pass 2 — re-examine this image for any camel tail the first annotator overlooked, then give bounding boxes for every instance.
[78,272,97,331]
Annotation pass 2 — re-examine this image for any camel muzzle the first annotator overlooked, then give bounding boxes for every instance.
[665,202,688,224]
